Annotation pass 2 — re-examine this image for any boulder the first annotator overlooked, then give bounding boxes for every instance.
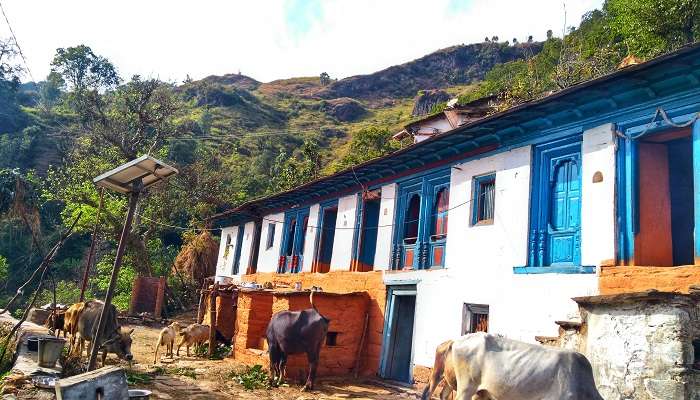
[323,98,367,122]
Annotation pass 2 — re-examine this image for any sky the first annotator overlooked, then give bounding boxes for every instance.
[0,0,603,84]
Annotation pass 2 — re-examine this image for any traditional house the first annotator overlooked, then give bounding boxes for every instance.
[208,43,700,384]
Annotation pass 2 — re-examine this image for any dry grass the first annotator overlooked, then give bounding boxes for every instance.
[172,231,218,286]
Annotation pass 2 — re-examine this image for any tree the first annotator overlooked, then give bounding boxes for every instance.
[546,29,554,39]
[528,35,534,43]
[271,140,322,192]
[485,37,490,42]
[319,72,331,86]
[50,45,120,93]
[491,36,499,42]
[0,38,26,133]
[329,126,400,172]
[38,72,65,110]
[604,0,700,58]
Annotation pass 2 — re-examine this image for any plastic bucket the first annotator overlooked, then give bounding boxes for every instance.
[37,337,65,368]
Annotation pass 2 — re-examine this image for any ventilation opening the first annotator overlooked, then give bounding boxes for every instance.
[326,332,339,346]
[693,339,700,369]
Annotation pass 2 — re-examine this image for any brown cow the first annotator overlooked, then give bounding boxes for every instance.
[422,340,456,400]
[75,300,134,365]
[64,302,86,354]
[45,311,67,338]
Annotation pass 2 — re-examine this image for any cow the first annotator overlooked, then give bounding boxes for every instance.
[154,321,182,363]
[45,311,67,338]
[175,323,230,357]
[265,290,329,391]
[64,302,86,354]
[422,340,456,400]
[446,333,603,400]
[75,300,134,365]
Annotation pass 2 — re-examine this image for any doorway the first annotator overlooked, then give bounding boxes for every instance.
[381,286,416,383]
[635,129,694,266]
[353,195,381,272]
[313,203,337,273]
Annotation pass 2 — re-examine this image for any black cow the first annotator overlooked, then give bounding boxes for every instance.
[265,290,329,391]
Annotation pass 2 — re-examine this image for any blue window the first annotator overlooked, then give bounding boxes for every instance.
[471,174,496,225]
[265,223,276,249]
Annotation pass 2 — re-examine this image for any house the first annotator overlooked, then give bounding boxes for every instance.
[392,95,497,143]
[208,43,700,384]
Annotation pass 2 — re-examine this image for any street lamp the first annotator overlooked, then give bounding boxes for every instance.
[87,155,178,371]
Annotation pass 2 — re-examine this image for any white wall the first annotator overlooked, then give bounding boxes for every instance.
[385,145,601,368]
[302,204,320,272]
[374,183,397,271]
[237,221,256,276]
[257,212,284,273]
[215,226,238,277]
[581,123,617,267]
[330,193,359,270]
[444,146,532,269]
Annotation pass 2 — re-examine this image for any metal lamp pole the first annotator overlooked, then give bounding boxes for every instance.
[87,180,142,371]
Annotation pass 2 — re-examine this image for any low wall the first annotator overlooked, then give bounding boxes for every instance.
[240,271,386,376]
[599,265,700,295]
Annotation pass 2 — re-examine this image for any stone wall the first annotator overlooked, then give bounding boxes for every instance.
[599,266,700,295]
[574,291,700,400]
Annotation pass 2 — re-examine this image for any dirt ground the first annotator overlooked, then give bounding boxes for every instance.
[123,317,422,400]
[6,311,422,399]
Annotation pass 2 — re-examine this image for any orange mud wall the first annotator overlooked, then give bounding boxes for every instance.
[634,143,674,266]
[236,271,386,376]
[599,265,700,294]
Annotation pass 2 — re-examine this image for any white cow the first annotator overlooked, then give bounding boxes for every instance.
[446,333,603,400]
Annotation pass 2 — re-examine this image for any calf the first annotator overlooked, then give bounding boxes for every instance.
[154,321,182,363]
[265,290,329,391]
[450,333,603,400]
[76,300,134,365]
[422,340,456,400]
[64,302,86,354]
[45,311,66,338]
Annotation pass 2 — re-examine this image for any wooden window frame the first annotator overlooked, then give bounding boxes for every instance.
[462,303,489,335]
[471,173,496,226]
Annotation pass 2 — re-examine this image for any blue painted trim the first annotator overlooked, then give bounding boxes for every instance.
[693,121,700,262]
[470,173,496,225]
[232,225,244,275]
[351,193,363,265]
[379,285,416,379]
[512,265,596,274]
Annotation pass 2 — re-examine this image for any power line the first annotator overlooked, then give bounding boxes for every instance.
[0,0,35,83]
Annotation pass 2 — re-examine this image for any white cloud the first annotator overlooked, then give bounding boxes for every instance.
[1,0,602,84]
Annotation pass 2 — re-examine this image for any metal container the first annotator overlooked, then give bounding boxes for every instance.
[26,336,40,352]
[129,389,152,399]
[37,337,65,368]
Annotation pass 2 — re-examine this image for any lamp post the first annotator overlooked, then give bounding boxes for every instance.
[87,155,178,371]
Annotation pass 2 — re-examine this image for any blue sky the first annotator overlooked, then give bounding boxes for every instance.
[1,0,603,83]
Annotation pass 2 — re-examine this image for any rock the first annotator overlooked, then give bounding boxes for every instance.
[28,308,51,325]
[322,98,367,122]
[411,90,451,116]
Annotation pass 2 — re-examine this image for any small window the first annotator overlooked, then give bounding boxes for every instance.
[472,174,496,225]
[693,339,700,369]
[462,303,489,334]
[223,234,232,257]
[266,223,276,250]
[326,332,339,346]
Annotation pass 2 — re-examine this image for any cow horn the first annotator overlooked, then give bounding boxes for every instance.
[309,290,317,310]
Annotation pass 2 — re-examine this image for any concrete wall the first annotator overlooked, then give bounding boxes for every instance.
[581,124,617,267]
[238,221,256,275]
[330,194,359,271]
[302,203,320,272]
[374,183,397,271]
[257,212,284,273]
[215,226,238,277]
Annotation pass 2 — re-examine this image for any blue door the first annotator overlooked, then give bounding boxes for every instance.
[280,208,309,273]
[380,286,416,383]
[529,139,582,267]
[547,155,581,265]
